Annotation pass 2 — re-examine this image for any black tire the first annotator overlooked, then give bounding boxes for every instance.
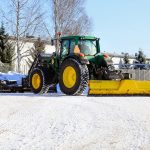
[29,68,45,94]
[59,58,89,95]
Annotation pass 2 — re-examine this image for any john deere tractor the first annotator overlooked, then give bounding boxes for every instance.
[29,35,123,95]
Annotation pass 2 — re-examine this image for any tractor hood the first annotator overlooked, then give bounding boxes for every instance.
[85,53,113,66]
[86,53,103,65]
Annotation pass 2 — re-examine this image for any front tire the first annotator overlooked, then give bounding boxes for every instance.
[59,58,89,95]
[29,68,45,94]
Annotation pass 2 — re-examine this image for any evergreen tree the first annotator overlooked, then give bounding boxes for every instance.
[0,22,15,66]
[137,50,146,64]
[123,53,130,64]
[0,22,8,63]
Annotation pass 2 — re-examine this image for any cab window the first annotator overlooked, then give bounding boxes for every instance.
[61,40,69,56]
[70,39,76,53]
[78,40,97,55]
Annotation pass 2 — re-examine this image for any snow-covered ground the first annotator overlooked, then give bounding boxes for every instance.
[0,94,150,150]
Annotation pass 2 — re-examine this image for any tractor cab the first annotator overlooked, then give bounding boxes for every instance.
[60,36,100,58]
[59,36,106,68]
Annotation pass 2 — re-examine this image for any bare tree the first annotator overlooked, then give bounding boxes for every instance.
[51,0,92,37]
[25,37,45,68]
[2,0,44,72]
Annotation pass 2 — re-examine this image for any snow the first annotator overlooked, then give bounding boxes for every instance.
[0,72,26,85]
[0,94,150,150]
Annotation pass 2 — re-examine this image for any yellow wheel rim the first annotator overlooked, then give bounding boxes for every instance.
[63,66,77,88]
[32,73,41,89]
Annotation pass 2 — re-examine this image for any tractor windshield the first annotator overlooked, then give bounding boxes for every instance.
[78,40,97,56]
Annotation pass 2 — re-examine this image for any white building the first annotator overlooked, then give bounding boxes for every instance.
[10,36,55,74]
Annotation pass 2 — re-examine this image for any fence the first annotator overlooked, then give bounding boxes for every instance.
[121,69,150,80]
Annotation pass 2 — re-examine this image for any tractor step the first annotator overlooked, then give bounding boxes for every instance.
[88,80,150,95]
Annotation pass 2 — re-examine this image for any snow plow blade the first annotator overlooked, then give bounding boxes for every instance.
[88,80,150,95]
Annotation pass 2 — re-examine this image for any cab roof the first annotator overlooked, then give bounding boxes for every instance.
[60,35,97,40]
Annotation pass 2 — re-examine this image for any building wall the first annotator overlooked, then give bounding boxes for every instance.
[12,39,55,74]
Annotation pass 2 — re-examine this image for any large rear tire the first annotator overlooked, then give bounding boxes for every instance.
[59,58,89,95]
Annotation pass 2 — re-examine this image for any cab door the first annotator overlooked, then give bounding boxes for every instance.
[60,40,70,60]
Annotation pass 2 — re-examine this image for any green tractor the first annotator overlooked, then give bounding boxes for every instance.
[29,35,123,95]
